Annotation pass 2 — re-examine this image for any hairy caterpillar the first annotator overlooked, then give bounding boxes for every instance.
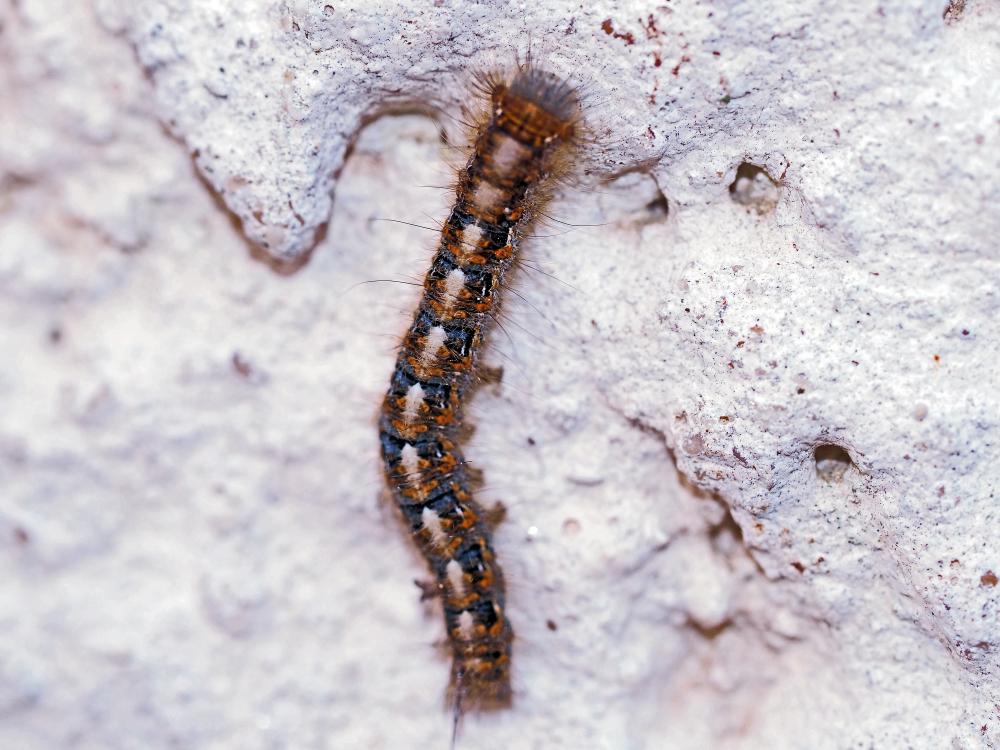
[378,63,581,722]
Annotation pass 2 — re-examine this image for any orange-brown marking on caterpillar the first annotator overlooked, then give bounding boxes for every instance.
[378,62,581,729]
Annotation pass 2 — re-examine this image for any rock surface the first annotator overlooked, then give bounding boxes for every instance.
[1,1,997,748]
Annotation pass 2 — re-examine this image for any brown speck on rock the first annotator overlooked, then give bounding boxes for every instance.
[682,433,704,455]
[232,351,254,378]
[562,518,581,536]
[943,0,966,24]
[600,18,635,44]
[982,571,998,587]
[546,619,558,631]
[791,561,806,573]
[642,13,660,39]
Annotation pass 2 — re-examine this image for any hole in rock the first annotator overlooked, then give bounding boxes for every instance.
[598,170,670,227]
[729,161,780,214]
[814,444,853,482]
[643,192,670,221]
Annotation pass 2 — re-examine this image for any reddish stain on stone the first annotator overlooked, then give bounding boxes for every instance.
[600,18,635,44]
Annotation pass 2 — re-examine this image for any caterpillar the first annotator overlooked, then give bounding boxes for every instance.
[378,63,581,722]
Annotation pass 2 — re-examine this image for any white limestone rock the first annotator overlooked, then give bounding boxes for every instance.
[1,1,998,748]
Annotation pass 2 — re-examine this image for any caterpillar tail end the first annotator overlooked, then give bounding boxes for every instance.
[447,653,513,749]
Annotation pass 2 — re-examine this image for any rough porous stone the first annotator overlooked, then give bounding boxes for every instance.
[1,1,998,748]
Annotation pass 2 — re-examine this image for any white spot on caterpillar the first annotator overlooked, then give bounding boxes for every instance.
[469,181,505,214]
[421,325,446,366]
[446,559,466,597]
[457,610,475,640]
[492,134,531,172]
[443,268,466,308]
[402,383,425,421]
[458,223,484,252]
[421,507,447,548]
[400,443,420,480]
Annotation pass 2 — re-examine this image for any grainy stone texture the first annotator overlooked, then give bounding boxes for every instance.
[1,1,998,748]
